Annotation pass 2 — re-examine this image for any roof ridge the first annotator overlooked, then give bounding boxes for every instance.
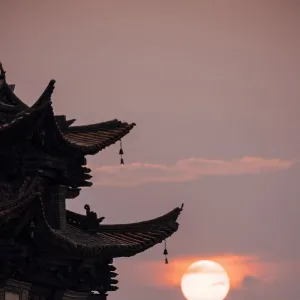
[97,205,183,232]
[0,62,28,110]
[65,120,136,133]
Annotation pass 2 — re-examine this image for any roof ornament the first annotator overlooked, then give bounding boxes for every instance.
[84,204,105,232]
[163,239,169,264]
[119,139,124,165]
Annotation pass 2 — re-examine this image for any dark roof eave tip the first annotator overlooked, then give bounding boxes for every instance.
[179,203,184,211]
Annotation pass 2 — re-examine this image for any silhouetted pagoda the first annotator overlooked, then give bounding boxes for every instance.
[0,63,182,300]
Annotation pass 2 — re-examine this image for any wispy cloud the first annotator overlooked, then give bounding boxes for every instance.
[92,156,293,187]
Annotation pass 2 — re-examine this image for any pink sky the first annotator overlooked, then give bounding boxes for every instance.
[1,1,300,299]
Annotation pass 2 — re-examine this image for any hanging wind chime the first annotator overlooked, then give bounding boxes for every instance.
[163,239,169,264]
[162,203,184,265]
[119,139,124,165]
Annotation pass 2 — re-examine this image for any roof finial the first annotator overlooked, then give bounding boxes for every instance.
[0,62,6,79]
[84,204,91,214]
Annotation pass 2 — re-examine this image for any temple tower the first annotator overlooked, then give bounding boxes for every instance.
[0,63,182,300]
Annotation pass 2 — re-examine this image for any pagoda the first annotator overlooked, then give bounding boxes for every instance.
[0,63,182,300]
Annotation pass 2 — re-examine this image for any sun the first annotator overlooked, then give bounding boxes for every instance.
[181,260,230,300]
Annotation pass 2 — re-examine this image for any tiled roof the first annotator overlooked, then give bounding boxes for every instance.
[38,201,183,258]
[1,174,182,259]
[0,80,53,138]
[41,81,136,155]
[62,120,136,154]
[0,176,42,223]
[0,78,135,155]
[0,69,28,111]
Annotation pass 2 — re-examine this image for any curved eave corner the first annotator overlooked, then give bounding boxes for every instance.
[0,62,29,110]
[62,121,136,155]
[98,203,183,232]
[37,204,183,259]
[104,203,184,258]
[0,81,56,137]
[31,79,56,109]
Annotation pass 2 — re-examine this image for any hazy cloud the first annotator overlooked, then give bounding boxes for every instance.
[241,275,263,288]
[92,156,293,187]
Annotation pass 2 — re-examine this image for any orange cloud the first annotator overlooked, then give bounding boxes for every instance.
[159,254,277,289]
[139,255,267,290]
[117,254,289,291]
[92,156,293,187]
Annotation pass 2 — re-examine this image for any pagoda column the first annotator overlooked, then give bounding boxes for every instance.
[43,185,67,230]
[0,287,4,300]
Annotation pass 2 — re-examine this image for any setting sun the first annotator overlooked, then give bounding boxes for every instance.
[181,260,230,300]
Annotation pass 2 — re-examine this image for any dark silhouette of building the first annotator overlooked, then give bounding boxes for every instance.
[0,63,182,300]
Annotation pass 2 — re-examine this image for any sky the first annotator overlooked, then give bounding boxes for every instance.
[1,0,300,299]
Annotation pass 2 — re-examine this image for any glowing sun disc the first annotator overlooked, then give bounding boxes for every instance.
[181,260,230,300]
